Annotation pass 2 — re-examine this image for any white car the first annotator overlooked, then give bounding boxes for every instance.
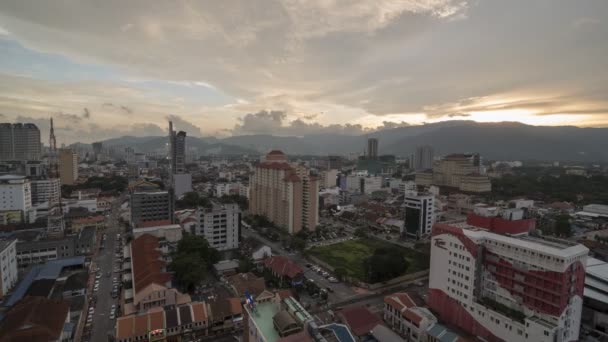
[93,285,99,292]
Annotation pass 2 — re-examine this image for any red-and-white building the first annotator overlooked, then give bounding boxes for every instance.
[428,207,588,342]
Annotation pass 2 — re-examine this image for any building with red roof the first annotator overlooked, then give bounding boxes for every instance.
[262,255,304,286]
[129,234,190,313]
[0,296,70,342]
[338,306,383,337]
[249,150,319,234]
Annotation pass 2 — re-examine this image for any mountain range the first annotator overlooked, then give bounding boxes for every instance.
[75,121,608,162]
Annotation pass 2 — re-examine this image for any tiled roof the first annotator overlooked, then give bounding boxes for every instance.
[384,292,416,311]
[131,234,171,293]
[258,162,293,170]
[0,297,69,342]
[227,272,266,297]
[139,219,172,228]
[191,302,208,322]
[338,306,383,337]
[72,215,105,225]
[402,308,423,326]
[263,256,303,279]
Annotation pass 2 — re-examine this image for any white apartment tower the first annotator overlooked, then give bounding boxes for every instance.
[195,202,240,251]
[0,175,32,214]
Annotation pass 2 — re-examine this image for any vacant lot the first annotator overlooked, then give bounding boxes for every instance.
[308,238,429,281]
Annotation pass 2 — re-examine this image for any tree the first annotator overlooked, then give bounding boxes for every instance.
[238,257,255,273]
[169,235,220,292]
[354,227,368,238]
[290,237,307,251]
[334,267,348,282]
[363,247,409,283]
[170,253,207,292]
[554,215,572,238]
[176,192,211,210]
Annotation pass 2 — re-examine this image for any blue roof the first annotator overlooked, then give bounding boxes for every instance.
[4,265,43,307]
[427,323,448,337]
[63,322,75,332]
[323,323,356,342]
[35,256,86,280]
[3,256,85,308]
[440,332,460,342]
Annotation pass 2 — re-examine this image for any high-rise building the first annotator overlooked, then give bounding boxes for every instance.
[0,175,32,214]
[428,208,587,342]
[319,169,338,189]
[367,138,378,160]
[0,239,18,299]
[194,202,240,251]
[169,121,186,174]
[0,123,41,161]
[414,145,434,170]
[249,150,319,234]
[92,141,103,155]
[402,192,435,240]
[130,190,174,228]
[46,118,65,237]
[59,149,78,185]
[169,121,191,197]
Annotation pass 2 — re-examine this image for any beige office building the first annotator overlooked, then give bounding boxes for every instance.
[249,150,319,234]
[59,149,78,185]
[415,153,491,193]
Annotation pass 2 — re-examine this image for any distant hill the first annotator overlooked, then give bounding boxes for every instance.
[74,135,258,155]
[74,121,608,161]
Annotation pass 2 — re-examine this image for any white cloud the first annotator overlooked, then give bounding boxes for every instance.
[0,0,608,140]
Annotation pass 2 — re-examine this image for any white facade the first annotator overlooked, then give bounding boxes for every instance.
[429,222,588,342]
[346,174,361,193]
[363,176,383,194]
[252,245,272,263]
[215,183,238,197]
[133,224,183,243]
[0,175,32,213]
[402,192,435,239]
[0,239,18,298]
[195,203,240,251]
[239,183,250,199]
[583,204,608,217]
[30,178,60,206]
[62,199,98,213]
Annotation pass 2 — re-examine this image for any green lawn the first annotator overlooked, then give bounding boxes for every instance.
[308,238,429,281]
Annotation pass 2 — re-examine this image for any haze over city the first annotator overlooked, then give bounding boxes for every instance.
[1,0,607,144]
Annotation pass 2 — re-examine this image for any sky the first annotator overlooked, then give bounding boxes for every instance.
[0,0,607,144]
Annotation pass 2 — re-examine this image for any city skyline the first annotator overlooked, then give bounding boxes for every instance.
[0,1,607,144]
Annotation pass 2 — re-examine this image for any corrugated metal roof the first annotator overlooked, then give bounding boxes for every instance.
[4,265,43,307]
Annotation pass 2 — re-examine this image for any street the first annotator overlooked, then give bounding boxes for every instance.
[241,226,357,302]
[87,197,124,342]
